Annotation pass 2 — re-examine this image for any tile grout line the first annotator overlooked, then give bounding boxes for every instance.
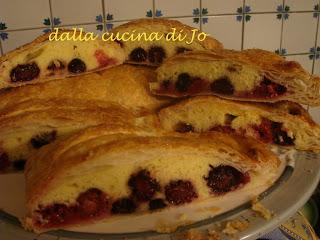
[311,0,320,74]
[199,0,202,31]
[279,0,285,51]
[240,0,245,50]
[48,0,54,30]
[101,0,107,32]
[153,0,155,18]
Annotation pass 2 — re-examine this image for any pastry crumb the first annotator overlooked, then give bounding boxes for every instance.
[251,197,272,220]
[185,229,206,240]
[208,229,221,240]
[222,219,249,236]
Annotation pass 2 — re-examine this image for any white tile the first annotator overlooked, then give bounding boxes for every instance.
[202,16,242,50]
[51,0,102,26]
[285,54,313,73]
[105,0,153,20]
[155,0,198,17]
[285,0,319,11]
[0,0,50,29]
[1,29,45,54]
[282,13,317,54]
[244,14,281,51]
[170,17,200,29]
[202,0,243,14]
[309,107,320,123]
[246,0,282,12]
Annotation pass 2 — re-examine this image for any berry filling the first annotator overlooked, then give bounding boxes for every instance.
[10,62,40,82]
[165,180,198,205]
[94,50,117,67]
[35,188,110,228]
[210,77,234,95]
[156,75,286,99]
[30,130,57,149]
[251,118,295,146]
[204,165,250,195]
[128,169,160,202]
[238,78,287,98]
[148,46,166,64]
[68,58,86,73]
[129,47,147,62]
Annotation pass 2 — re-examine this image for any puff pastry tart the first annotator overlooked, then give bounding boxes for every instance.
[0,65,171,114]
[24,124,280,233]
[158,96,320,152]
[0,30,125,89]
[150,50,320,106]
[110,19,222,66]
[0,99,150,173]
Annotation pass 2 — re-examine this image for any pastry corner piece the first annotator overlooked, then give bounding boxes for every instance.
[110,18,223,66]
[151,49,320,106]
[158,96,320,152]
[23,124,281,233]
[0,29,125,89]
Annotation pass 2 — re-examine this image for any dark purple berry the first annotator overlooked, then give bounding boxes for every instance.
[128,169,160,202]
[111,198,136,214]
[210,77,234,95]
[129,48,147,62]
[67,58,86,73]
[175,73,193,92]
[148,46,166,64]
[10,62,40,82]
[0,152,10,172]
[175,122,194,133]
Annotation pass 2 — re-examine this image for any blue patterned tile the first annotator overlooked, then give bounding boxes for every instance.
[309,47,320,60]
[313,4,320,18]
[275,48,287,55]
[0,32,8,41]
[277,5,290,20]
[146,10,153,18]
[236,5,252,22]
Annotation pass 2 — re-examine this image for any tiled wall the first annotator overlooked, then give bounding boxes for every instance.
[0,0,319,121]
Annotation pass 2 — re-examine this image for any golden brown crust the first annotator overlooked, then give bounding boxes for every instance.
[0,65,172,115]
[25,124,279,215]
[158,96,320,151]
[153,50,320,106]
[111,18,223,51]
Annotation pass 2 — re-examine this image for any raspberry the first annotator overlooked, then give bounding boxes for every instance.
[39,204,72,225]
[204,165,249,195]
[165,180,198,205]
[128,169,160,202]
[10,62,40,82]
[67,58,86,73]
[76,188,109,217]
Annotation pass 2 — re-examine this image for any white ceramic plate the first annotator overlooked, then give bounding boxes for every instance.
[0,150,320,240]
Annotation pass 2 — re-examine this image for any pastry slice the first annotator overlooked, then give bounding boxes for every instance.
[0,65,172,114]
[24,124,280,233]
[110,19,222,66]
[0,99,153,173]
[151,50,320,106]
[0,29,125,89]
[158,96,320,152]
